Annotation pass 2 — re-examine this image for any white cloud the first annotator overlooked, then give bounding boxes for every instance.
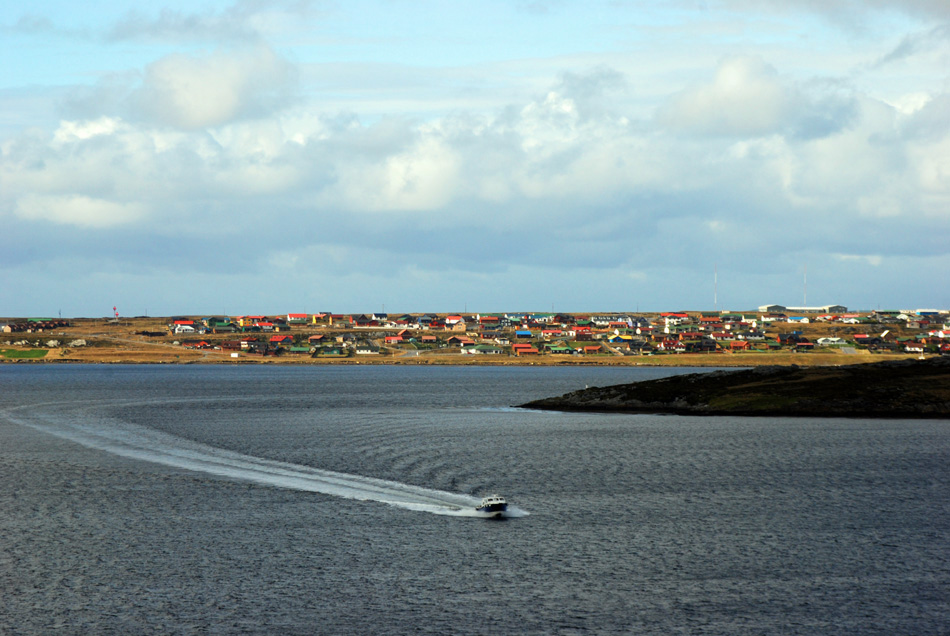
[657,57,790,137]
[656,56,858,140]
[15,194,145,227]
[336,133,463,212]
[107,1,322,43]
[132,46,296,129]
[834,253,884,266]
[720,0,950,21]
[52,117,121,143]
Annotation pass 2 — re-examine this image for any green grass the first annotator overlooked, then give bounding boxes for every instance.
[1,349,48,359]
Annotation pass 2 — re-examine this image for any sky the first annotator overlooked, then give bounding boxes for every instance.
[2,0,949,317]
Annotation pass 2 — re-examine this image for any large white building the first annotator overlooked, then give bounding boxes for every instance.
[758,304,848,314]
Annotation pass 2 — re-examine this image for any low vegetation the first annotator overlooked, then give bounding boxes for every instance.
[520,357,950,418]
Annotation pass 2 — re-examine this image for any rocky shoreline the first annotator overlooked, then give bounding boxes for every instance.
[519,357,950,418]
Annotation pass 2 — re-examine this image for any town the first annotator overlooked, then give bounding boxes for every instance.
[4,304,948,363]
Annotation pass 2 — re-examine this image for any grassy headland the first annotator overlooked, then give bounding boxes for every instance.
[520,357,950,418]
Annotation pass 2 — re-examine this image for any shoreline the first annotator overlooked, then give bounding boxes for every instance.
[1,350,934,368]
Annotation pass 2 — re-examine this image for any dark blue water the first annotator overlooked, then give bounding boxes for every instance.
[2,364,948,634]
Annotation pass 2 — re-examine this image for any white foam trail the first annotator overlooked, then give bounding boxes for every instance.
[4,403,526,518]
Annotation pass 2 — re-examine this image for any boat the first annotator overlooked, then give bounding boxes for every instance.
[476,494,508,517]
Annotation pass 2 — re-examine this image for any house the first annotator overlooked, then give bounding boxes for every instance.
[354,343,379,355]
[660,312,690,326]
[777,333,808,345]
[461,344,504,355]
[269,335,293,346]
[686,338,720,353]
[479,326,504,339]
[239,337,260,349]
[699,316,723,330]
[583,345,605,355]
[237,315,266,327]
[326,314,350,326]
[816,337,846,346]
[352,315,378,328]
[244,341,270,355]
[655,339,686,353]
[512,345,539,356]
[312,346,346,356]
[385,335,404,344]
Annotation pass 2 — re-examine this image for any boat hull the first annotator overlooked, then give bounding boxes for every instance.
[476,503,508,517]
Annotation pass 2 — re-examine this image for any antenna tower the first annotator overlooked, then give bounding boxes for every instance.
[804,264,807,306]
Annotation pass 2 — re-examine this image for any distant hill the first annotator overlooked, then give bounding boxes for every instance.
[520,357,950,418]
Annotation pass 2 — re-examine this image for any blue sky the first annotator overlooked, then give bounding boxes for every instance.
[2,0,949,317]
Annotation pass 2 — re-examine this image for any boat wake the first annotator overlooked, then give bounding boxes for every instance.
[5,402,527,518]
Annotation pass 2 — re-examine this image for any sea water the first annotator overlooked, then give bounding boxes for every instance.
[1,364,948,634]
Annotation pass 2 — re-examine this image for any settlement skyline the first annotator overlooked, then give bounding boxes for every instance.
[2,1,949,317]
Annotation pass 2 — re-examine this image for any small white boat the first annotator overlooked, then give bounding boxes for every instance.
[476,494,508,517]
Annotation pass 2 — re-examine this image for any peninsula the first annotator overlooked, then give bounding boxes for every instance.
[519,357,950,418]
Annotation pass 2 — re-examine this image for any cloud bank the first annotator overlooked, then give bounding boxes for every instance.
[1,1,949,315]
